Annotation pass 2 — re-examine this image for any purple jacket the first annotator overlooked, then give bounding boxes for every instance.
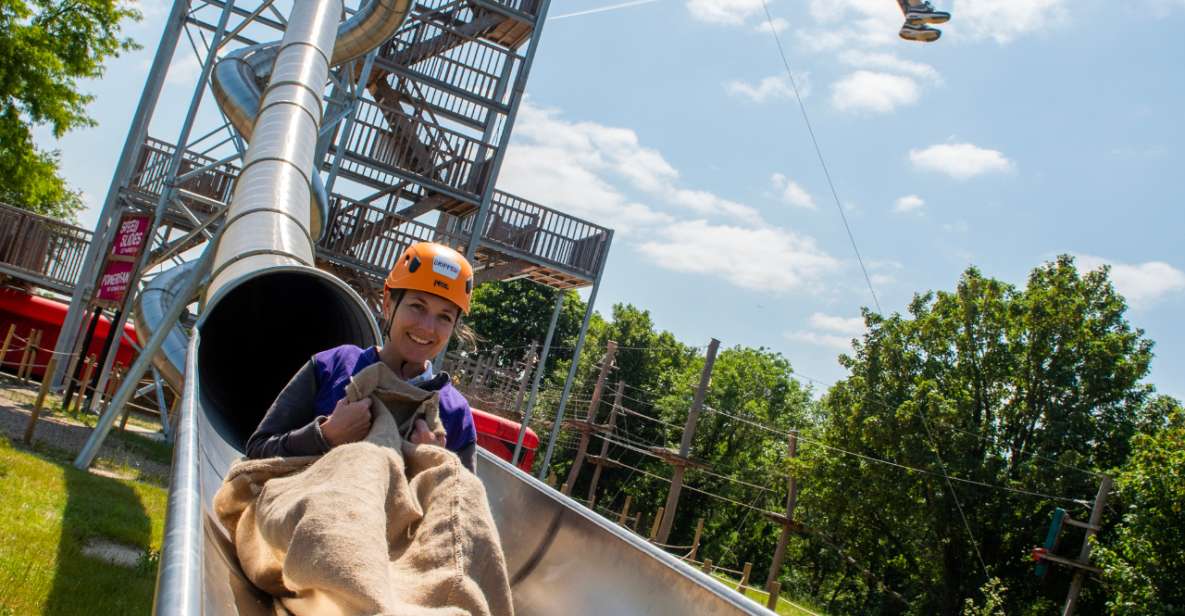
[311,345,476,452]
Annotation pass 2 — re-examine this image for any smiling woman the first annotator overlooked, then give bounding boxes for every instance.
[243,242,481,471]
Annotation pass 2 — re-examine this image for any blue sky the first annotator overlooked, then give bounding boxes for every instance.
[36,0,1185,399]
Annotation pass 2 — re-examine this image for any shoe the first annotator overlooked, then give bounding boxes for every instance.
[899,22,941,42]
[905,1,950,25]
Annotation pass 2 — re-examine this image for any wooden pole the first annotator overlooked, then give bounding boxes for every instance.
[617,495,633,525]
[688,517,705,561]
[562,340,616,495]
[766,581,781,610]
[0,323,15,369]
[701,558,713,575]
[23,355,59,444]
[766,430,800,588]
[736,562,752,591]
[587,380,623,503]
[1062,475,1112,616]
[512,343,537,418]
[18,329,40,381]
[73,355,96,414]
[649,506,665,541]
[657,338,720,544]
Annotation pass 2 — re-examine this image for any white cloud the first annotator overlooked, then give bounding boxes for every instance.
[831,71,919,114]
[1075,255,1185,308]
[893,194,925,214]
[839,50,941,82]
[771,173,817,209]
[726,74,806,104]
[795,0,901,51]
[163,49,201,86]
[784,330,854,350]
[503,102,763,230]
[952,0,1067,43]
[909,143,1014,179]
[755,16,790,33]
[686,0,764,25]
[809,312,866,335]
[638,220,840,292]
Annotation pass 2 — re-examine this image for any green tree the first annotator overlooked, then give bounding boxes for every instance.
[803,256,1157,615]
[0,0,139,219]
[1094,397,1185,616]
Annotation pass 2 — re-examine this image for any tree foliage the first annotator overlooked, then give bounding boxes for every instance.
[0,0,139,219]
[465,258,1178,615]
[1095,398,1185,615]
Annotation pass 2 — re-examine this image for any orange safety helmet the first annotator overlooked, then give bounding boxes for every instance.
[384,242,474,315]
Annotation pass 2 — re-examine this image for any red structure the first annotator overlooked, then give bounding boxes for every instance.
[472,407,538,472]
[0,289,139,378]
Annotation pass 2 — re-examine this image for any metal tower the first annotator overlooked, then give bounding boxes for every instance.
[49,0,613,440]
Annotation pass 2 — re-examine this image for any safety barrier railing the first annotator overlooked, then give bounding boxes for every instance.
[445,191,611,279]
[318,195,468,281]
[0,202,93,292]
[128,138,239,215]
[334,97,493,199]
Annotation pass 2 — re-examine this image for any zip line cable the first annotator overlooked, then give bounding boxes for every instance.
[757,0,881,314]
[919,408,989,578]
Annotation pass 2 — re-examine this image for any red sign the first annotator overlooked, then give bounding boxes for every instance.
[113,214,150,257]
[96,260,135,302]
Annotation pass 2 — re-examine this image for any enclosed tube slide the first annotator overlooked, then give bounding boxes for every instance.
[150,0,773,613]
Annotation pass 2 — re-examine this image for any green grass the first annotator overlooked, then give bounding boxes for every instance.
[0,435,167,615]
[708,571,830,616]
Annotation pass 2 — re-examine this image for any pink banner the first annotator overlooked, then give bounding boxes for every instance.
[113,214,150,257]
[96,260,135,302]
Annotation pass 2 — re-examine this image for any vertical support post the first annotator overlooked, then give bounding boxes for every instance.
[702,558,714,575]
[63,308,101,406]
[1062,476,1112,616]
[657,338,720,543]
[649,507,665,540]
[82,0,237,419]
[562,340,616,494]
[23,355,59,444]
[767,430,800,588]
[539,273,610,479]
[51,0,191,389]
[74,243,214,469]
[689,517,705,561]
[512,290,562,466]
[617,495,632,525]
[587,380,623,503]
[16,329,37,381]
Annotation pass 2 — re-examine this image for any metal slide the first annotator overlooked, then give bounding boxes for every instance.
[146,1,772,614]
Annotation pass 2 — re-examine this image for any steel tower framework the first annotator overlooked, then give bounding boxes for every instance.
[50,0,612,460]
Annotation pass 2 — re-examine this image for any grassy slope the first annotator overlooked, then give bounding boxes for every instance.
[0,436,167,615]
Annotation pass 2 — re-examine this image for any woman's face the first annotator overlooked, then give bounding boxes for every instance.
[386,289,459,365]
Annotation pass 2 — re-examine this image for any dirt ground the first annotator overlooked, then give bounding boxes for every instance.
[0,376,171,483]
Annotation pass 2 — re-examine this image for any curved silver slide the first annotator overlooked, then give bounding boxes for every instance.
[147,1,773,614]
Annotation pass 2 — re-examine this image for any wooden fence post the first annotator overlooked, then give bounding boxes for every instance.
[616,495,632,525]
[73,355,96,414]
[648,507,665,541]
[23,354,59,444]
[702,558,713,575]
[0,323,15,369]
[18,329,41,382]
[689,518,705,561]
[736,562,752,591]
[766,581,781,610]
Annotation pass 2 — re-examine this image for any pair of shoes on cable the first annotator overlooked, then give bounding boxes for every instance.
[899,1,950,42]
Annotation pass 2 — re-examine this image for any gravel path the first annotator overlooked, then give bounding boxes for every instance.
[0,379,171,483]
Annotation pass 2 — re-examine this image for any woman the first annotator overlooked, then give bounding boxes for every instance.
[245,242,479,471]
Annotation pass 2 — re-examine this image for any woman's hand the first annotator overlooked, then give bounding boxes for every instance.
[410,418,446,447]
[321,398,373,447]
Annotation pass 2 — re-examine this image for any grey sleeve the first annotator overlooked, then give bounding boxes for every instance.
[455,441,476,473]
[245,360,330,459]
